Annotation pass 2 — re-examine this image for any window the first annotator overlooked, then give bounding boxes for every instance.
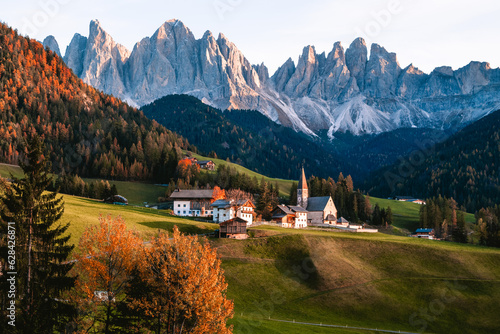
[183,204,186,207]
[177,204,181,207]
[183,211,186,214]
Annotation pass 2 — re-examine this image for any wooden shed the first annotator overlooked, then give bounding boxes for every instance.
[219,217,248,239]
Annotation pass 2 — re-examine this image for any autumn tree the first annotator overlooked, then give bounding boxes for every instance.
[73,215,142,333]
[211,186,226,203]
[226,189,254,203]
[0,135,75,333]
[127,227,234,333]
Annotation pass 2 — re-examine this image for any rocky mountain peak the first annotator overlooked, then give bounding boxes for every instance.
[364,43,401,97]
[52,21,500,137]
[42,35,61,57]
[345,37,367,90]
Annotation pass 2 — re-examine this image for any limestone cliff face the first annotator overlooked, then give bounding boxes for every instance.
[47,20,500,136]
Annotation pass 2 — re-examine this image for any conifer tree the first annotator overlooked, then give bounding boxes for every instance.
[0,135,75,333]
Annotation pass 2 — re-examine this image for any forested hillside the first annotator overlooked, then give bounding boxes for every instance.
[0,23,188,182]
[366,109,500,212]
[142,94,349,179]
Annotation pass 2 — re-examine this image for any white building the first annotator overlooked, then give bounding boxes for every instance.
[169,189,214,217]
[271,205,308,228]
[212,199,255,225]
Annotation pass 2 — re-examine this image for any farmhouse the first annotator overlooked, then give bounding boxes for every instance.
[169,189,215,217]
[271,205,308,228]
[212,199,255,225]
[412,228,435,239]
[297,168,337,225]
[219,217,248,239]
[198,160,216,171]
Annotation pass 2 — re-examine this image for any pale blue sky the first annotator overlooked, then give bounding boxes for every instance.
[2,0,499,74]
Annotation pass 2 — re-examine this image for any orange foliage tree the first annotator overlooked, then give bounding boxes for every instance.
[128,227,234,334]
[73,215,142,334]
[211,185,226,203]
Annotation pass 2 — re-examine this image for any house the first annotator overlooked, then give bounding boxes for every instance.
[219,217,248,239]
[212,199,255,225]
[413,228,435,239]
[198,160,216,171]
[169,189,215,217]
[271,205,308,228]
[410,199,426,205]
[297,168,338,225]
[183,156,198,163]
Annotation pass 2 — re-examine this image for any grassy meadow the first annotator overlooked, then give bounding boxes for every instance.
[1,163,498,333]
[219,226,500,334]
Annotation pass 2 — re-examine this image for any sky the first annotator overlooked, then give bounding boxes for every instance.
[2,0,500,74]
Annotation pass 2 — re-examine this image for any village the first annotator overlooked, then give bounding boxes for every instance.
[169,167,379,238]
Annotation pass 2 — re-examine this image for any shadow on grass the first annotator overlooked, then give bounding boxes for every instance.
[138,221,218,235]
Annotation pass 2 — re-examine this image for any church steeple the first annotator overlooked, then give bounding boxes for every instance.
[297,167,308,209]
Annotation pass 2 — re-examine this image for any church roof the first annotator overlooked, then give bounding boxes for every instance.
[298,167,308,190]
[306,196,331,212]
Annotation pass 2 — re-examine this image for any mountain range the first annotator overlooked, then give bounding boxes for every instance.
[43,19,500,136]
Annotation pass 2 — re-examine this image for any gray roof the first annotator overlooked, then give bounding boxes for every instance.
[306,196,331,212]
[325,214,336,221]
[198,160,214,164]
[275,204,293,215]
[212,199,232,208]
[169,189,214,200]
[337,217,349,223]
[288,205,308,213]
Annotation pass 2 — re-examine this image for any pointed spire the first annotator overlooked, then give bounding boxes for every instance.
[298,167,308,190]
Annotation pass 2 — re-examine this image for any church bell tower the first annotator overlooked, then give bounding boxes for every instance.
[297,167,308,209]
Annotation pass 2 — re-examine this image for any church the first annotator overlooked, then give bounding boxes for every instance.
[297,168,337,225]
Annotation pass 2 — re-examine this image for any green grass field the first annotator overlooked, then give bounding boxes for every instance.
[0,163,168,206]
[369,197,476,233]
[81,177,167,205]
[2,160,498,333]
[0,163,24,179]
[59,195,218,246]
[218,226,500,334]
[186,151,295,197]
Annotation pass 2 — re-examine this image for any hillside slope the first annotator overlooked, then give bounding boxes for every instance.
[366,109,500,212]
[218,228,500,334]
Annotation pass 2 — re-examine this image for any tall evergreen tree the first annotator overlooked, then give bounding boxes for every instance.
[0,135,75,333]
